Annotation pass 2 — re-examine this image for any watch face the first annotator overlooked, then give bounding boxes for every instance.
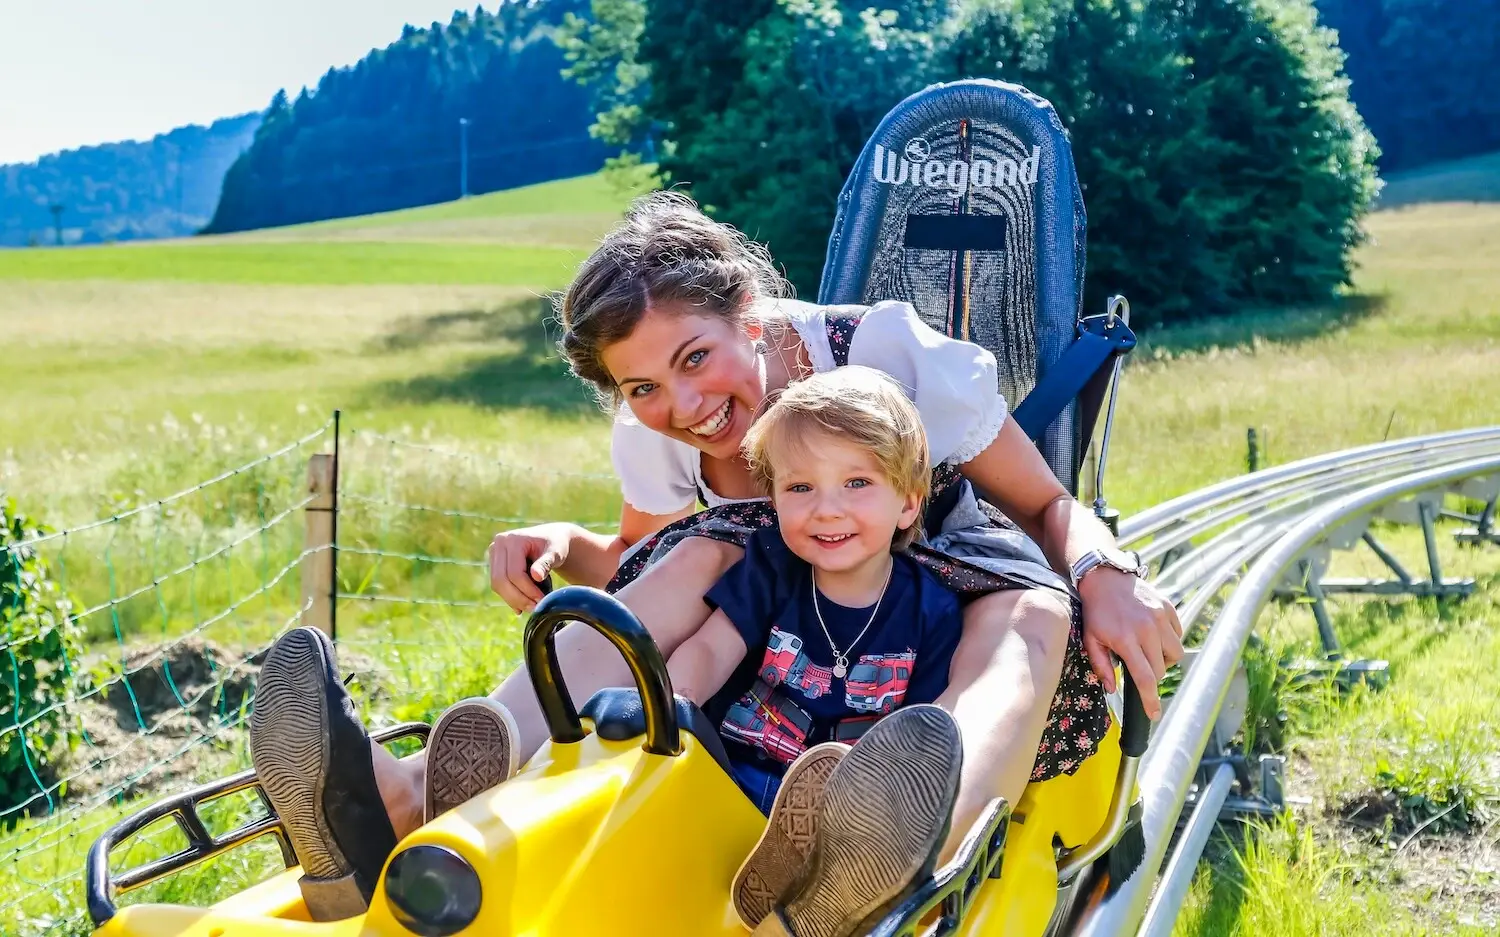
[1105,549,1142,573]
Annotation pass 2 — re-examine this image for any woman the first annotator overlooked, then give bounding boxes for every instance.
[249,192,1182,930]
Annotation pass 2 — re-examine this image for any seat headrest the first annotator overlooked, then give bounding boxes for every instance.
[818,79,1089,493]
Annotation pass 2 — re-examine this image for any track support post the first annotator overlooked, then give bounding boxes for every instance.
[1451,477,1500,546]
[1452,493,1499,546]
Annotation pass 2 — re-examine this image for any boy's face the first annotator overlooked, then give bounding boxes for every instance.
[769,432,922,577]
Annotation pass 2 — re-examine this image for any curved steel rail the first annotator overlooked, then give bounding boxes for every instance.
[1073,448,1500,937]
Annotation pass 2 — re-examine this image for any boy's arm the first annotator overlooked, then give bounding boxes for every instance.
[667,609,749,707]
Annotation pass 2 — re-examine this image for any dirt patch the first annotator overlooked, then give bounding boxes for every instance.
[50,636,387,809]
[105,637,263,729]
[1316,807,1500,933]
[1318,784,1500,932]
[1389,831,1500,931]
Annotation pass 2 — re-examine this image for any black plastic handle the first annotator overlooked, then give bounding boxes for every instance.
[86,722,430,927]
[1119,668,1152,758]
[523,585,681,756]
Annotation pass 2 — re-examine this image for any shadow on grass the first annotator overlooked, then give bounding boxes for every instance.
[1135,292,1388,360]
[375,296,596,414]
[1330,585,1483,670]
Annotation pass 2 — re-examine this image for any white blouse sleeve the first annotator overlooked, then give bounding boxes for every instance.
[610,416,701,515]
[847,300,1009,465]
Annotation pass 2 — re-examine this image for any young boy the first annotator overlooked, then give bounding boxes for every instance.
[664,366,966,931]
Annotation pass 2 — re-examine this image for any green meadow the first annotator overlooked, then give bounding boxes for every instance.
[2,157,1499,934]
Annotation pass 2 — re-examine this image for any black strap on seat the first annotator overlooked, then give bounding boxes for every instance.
[1010,312,1137,443]
[904,213,1008,252]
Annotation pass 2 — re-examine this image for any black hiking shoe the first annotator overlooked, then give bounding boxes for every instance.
[752,704,963,937]
[250,626,397,920]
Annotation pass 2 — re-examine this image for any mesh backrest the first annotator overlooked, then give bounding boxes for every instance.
[818,79,1088,494]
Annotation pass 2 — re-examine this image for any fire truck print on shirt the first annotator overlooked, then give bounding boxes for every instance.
[721,628,919,764]
[704,529,963,770]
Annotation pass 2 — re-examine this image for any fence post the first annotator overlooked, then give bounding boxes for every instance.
[302,453,336,638]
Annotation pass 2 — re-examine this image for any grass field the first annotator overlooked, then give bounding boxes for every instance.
[2,161,1498,934]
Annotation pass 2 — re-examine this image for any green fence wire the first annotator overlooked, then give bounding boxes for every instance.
[1,418,623,935]
[1,420,332,935]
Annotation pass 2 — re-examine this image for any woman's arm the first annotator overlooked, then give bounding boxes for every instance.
[488,502,695,609]
[960,419,1183,718]
[666,609,748,706]
[562,502,696,585]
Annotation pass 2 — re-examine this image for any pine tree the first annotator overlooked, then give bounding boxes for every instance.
[204,1,607,233]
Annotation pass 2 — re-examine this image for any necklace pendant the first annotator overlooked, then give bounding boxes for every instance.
[832,659,848,679]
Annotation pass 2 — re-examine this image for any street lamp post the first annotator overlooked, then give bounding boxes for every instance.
[459,117,470,199]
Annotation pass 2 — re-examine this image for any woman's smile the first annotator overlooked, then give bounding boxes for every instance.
[600,304,768,458]
[686,398,734,439]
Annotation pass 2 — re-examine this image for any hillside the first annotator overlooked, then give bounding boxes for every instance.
[1378,149,1500,208]
[204,3,610,234]
[0,113,260,247]
[1314,0,1500,171]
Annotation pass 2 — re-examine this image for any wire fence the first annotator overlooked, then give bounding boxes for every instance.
[1,413,621,934]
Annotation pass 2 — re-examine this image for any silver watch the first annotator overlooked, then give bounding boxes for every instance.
[1070,548,1146,587]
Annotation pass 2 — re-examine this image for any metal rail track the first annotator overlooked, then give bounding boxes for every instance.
[1068,429,1500,936]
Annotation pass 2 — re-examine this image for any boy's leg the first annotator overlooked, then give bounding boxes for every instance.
[760,705,963,937]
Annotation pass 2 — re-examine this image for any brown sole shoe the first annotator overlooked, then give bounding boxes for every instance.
[774,705,963,937]
[733,743,849,928]
[424,698,520,822]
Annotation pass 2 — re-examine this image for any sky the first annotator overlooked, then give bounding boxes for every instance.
[0,1,478,165]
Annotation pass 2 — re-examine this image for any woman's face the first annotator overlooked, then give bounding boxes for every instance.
[599,301,766,461]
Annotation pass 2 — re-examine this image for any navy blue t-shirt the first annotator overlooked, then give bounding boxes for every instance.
[703,528,963,772]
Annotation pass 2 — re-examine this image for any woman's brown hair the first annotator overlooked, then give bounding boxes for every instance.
[556,190,789,409]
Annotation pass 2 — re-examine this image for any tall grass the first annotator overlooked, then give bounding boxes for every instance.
[1175,814,1490,937]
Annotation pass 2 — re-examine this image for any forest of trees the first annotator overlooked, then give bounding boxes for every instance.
[568,0,1382,324]
[1314,0,1500,171]
[204,2,610,233]
[0,114,259,247]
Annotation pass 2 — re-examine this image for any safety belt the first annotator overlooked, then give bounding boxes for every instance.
[1011,312,1137,442]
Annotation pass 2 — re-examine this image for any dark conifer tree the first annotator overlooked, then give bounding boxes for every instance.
[205,2,608,233]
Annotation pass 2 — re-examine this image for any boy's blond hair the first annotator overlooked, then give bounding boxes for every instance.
[743,366,929,550]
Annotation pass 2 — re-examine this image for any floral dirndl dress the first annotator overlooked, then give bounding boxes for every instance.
[605,310,1109,782]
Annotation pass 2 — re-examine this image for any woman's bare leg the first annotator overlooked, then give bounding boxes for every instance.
[935,588,1071,858]
[372,536,744,835]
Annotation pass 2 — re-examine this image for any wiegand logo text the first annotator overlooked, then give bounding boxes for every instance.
[874,137,1041,191]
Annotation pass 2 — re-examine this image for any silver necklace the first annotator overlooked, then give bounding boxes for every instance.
[811,563,893,678]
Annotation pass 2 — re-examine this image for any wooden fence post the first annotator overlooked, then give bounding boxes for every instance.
[302,453,336,638]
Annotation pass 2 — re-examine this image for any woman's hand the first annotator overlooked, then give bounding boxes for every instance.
[488,524,572,613]
[1077,568,1184,720]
